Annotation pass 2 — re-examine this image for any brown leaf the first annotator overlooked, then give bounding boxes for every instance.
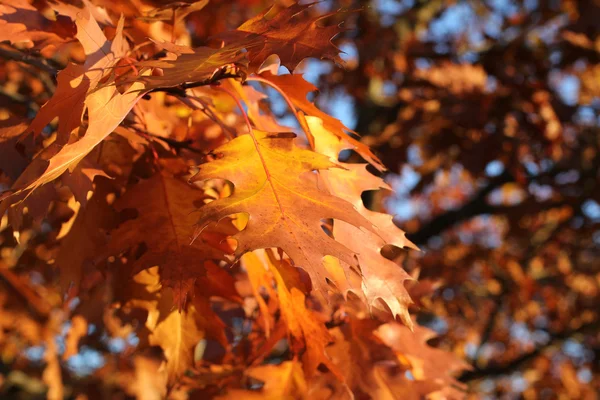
[150,38,195,56]
[8,12,146,199]
[48,0,112,27]
[241,251,276,336]
[0,117,28,180]
[214,2,345,72]
[376,322,471,399]
[55,180,117,292]
[140,0,209,23]
[28,63,88,140]
[326,318,415,400]
[109,159,238,309]
[133,45,247,91]
[0,0,67,49]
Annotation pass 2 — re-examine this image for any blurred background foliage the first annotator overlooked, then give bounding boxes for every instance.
[314,0,600,398]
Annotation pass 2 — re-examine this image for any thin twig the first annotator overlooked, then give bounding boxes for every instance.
[460,319,600,382]
[180,94,236,140]
[0,46,58,75]
[146,70,245,97]
[129,125,205,155]
[0,86,39,114]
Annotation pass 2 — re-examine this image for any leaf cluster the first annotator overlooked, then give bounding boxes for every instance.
[0,1,468,399]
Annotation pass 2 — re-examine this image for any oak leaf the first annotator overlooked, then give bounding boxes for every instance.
[326,319,412,400]
[8,12,146,201]
[109,159,238,310]
[0,0,67,49]
[309,116,417,327]
[139,0,209,23]
[324,318,455,400]
[215,2,345,72]
[240,251,277,336]
[260,72,384,170]
[27,63,88,141]
[0,117,29,180]
[133,45,247,91]
[216,361,308,400]
[376,322,471,399]
[47,0,112,27]
[55,180,117,292]
[267,251,342,379]
[190,129,376,298]
[125,266,228,385]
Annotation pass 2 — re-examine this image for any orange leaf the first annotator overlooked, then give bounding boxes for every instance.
[260,72,384,170]
[190,129,376,298]
[309,116,417,327]
[267,253,342,379]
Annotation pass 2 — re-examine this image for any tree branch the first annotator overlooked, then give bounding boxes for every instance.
[408,169,513,244]
[0,46,58,76]
[460,319,600,382]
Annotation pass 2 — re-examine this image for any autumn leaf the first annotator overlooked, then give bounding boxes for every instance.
[214,2,345,72]
[258,71,384,170]
[0,0,67,49]
[132,45,247,91]
[108,159,238,309]
[28,4,124,141]
[6,12,146,202]
[216,361,308,400]
[125,266,228,385]
[309,116,417,327]
[55,180,117,292]
[47,0,112,27]
[376,322,471,399]
[266,251,342,379]
[0,117,29,180]
[326,318,411,400]
[150,296,220,385]
[240,251,277,336]
[225,79,291,133]
[139,0,209,23]
[190,129,376,298]
[27,63,88,141]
